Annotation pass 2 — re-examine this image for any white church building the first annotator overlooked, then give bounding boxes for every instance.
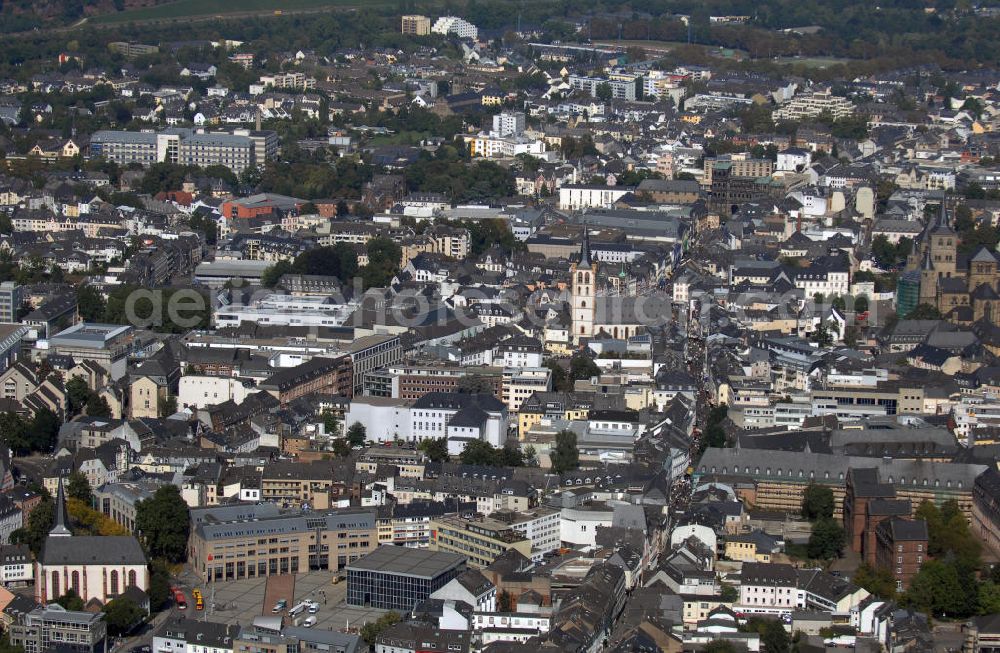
[35,478,149,606]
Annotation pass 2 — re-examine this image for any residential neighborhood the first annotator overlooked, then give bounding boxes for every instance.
[0,1,1000,652]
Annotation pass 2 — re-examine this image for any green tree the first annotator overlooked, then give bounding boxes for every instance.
[66,471,92,505]
[852,563,897,599]
[148,559,172,613]
[703,642,738,653]
[551,429,579,474]
[10,494,53,556]
[907,303,942,320]
[544,359,570,391]
[720,584,739,602]
[461,440,499,466]
[261,259,294,288]
[76,284,105,322]
[65,377,91,416]
[346,422,367,448]
[55,589,85,611]
[331,439,352,458]
[906,559,967,616]
[807,517,845,560]
[801,484,835,520]
[418,437,450,462]
[595,82,613,100]
[568,355,600,382]
[978,581,1000,615]
[360,611,401,644]
[497,589,515,612]
[135,485,190,562]
[158,396,178,417]
[85,393,112,418]
[292,244,358,281]
[759,619,790,652]
[363,236,402,288]
[321,410,340,437]
[102,597,144,635]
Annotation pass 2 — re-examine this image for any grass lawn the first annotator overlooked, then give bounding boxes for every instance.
[89,0,381,25]
[772,56,850,69]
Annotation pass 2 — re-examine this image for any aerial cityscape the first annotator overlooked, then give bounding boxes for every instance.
[0,0,999,651]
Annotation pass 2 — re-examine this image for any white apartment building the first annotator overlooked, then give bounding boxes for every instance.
[738,563,806,616]
[431,16,478,40]
[502,367,552,413]
[178,375,254,410]
[774,90,854,122]
[560,505,614,547]
[495,506,561,559]
[567,75,638,101]
[0,545,33,585]
[466,133,545,159]
[492,111,526,137]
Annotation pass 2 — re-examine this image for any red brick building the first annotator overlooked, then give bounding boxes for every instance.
[874,517,929,591]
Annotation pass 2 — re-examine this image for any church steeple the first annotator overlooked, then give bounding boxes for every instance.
[579,229,593,269]
[49,476,71,537]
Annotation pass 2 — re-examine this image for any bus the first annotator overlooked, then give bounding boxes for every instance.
[172,588,187,610]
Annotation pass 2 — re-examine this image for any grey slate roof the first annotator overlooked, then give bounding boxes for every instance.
[41,535,147,565]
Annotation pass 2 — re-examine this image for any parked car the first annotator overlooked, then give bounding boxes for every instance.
[302,616,317,628]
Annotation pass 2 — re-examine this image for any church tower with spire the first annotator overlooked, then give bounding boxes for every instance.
[571,230,597,344]
[49,476,71,537]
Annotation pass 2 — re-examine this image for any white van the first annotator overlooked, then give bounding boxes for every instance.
[302,616,317,628]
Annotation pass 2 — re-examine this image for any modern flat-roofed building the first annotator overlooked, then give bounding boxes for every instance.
[188,504,377,582]
[10,604,107,653]
[429,515,532,568]
[0,282,22,323]
[346,545,466,611]
[46,323,134,381]
[178,132,254,173]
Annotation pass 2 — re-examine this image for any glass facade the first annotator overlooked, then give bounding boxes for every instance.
[346,566,460,611]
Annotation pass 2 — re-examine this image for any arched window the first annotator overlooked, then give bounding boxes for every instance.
[51,571,60,598]
[581,300,587,308]
[71,571,80,593]
[580,326,585,334]
[128,570,137,588]
[110,570,119,595]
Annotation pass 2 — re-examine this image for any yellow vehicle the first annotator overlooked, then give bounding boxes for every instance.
[195,596,204,611]
[192,589,202,600]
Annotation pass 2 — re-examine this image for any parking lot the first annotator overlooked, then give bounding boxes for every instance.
[175,569,391,632]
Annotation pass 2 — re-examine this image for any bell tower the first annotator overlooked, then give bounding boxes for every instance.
[571,230,597,344]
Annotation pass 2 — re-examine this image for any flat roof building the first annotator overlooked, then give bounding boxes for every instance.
[347,545,466,611]
[188,504,377,582]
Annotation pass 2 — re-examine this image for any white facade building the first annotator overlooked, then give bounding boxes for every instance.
[431,16,478,40]
[558,185,632,211]
[178,375,253,410]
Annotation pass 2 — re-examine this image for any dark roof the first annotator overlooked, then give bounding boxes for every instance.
[41,535,147,565]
